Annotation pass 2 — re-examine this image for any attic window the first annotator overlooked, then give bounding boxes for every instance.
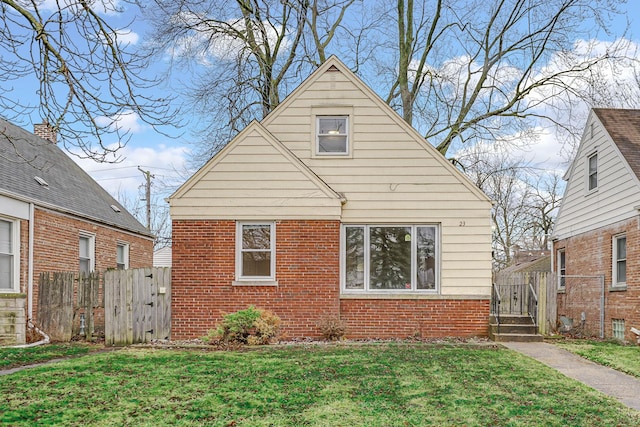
[110,204,121,213]
[317,116,348,154]
[34,176,48,187]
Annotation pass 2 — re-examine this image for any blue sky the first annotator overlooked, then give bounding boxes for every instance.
[7,1,640,207]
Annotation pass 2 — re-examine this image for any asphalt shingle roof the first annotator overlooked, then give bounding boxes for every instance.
[593,108,640,181]
[0,119,152,237]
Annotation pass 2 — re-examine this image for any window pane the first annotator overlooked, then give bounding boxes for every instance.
[242,225,271,250]
[417,227,436,290]
[242,251,271,277]
[617,237,626,260]
[0,220,11,254]
[79,258,90,276]
[588,155,597,189]
[617,260,626,283]
[0,254,11,289]
[369,226,411,290]
[79,236,90,258]
[345,227,364,289]
[318,135,347,153]
[318,117,346,135]
[117,245,124,263]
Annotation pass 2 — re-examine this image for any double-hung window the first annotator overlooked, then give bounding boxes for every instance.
[0,218,18,291]
[117,242,129,270]
[79,233,95,276]
[236,222,275,281]
[557,249,566,289]
[587,153,598,191]
[613,234,626,288]
[343,225,438,292]
[316,116,348,155]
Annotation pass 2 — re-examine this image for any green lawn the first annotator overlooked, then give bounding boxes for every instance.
[555,339,640,378]
[1,343,638,426]
[0,343,92,370]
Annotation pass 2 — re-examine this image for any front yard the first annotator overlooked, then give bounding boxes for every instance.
[1,342,639,426]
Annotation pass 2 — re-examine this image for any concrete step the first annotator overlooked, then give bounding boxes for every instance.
[490,332,544,343]
[490,324,538,335]
[490,314,535,325]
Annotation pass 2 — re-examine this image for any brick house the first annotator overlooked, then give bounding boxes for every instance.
[169,57,493,340]
[553,108,640,341]
[0,119,154,344]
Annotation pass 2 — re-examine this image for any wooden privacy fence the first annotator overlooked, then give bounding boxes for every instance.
[37,268,171,345]
[493,271,557,335]
[104,267,171,346]
[37,272,101,341]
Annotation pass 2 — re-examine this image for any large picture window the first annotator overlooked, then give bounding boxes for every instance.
[237,222,275,280]
[0,218,19,291]
[343,225,437,292]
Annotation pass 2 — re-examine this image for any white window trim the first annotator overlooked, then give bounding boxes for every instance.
[79,232,96,274]
[234,222,277,284]
[587,151,598,192]
[117,241,129,270]
[0,216,20,292]
[340,224,440,294]
[612,234,626,288]
[557,249,566,290]
[311,106,354,158]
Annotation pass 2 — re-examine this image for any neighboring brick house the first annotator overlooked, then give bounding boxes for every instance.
[553,108,640,341]
[169,57,493,340]
[0,120,154,344]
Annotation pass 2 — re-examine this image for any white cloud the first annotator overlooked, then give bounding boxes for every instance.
[95,110,144,134]
[34,0,123,16]
[168,13,291,65]
[114,29,139,46]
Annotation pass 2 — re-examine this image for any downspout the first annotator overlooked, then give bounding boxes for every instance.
[28,202,34,319]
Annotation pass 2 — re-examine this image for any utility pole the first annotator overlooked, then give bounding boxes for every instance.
[138,166,154,230]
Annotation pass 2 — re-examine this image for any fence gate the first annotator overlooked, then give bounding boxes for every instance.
[104,267,171,345]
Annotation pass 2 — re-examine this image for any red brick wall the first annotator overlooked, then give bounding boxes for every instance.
[554,217,640,341]
[341,299,490,339]
[26,208,153,321]
[172,219,490,340]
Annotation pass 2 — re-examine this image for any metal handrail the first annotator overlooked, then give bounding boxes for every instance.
[491,283,501,334]
[527,282,538,327]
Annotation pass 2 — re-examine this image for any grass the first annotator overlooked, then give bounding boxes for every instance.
[0,343,93,370]
[1,342,639,426]
[555,339,640,378]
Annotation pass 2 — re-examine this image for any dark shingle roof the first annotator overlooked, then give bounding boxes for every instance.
[0,119,152,237]
[593,109,640,180]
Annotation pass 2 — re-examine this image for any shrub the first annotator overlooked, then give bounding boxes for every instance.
[317,315,346,341]
[207,306,281,345]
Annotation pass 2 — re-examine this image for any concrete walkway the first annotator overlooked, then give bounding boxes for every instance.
[503,342,640,412]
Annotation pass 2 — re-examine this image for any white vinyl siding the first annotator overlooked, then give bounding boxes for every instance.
[554,113,640,240]
[0,218,19,291]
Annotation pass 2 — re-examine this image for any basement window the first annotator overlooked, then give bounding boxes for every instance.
[612,319,625,341]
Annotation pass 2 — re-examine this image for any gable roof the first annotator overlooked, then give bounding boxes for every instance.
[593,108,640,180]
[262,56,490,203]
[170,121,344,219]
[0,119,152,237]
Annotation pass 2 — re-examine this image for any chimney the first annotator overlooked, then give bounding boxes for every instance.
[33,121,57,144]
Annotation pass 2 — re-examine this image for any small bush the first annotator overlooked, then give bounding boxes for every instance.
[207,306,281,345]
[317,315,346,341]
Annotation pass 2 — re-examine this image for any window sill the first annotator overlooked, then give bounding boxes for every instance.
[232,280,278,287]
[557,288,566,294]
[609,285,627,292]
[0,292,26,298]
[340,293,488,300]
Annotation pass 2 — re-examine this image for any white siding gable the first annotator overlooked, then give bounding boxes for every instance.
[171,121,343,220]
[553,111,640,240]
